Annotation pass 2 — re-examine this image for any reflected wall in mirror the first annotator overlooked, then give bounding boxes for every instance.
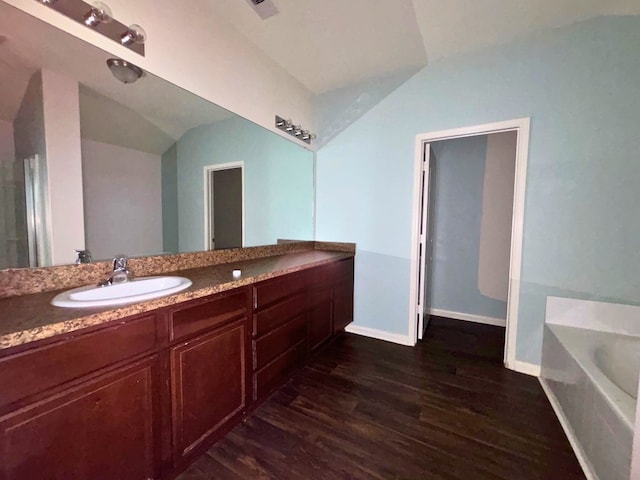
[0,1,314,269]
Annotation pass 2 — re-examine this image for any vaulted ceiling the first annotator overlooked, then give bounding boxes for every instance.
[211,0,640,94]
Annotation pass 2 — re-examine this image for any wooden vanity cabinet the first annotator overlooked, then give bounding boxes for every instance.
[251,271,309,402]
[0,315,162,480]
[250,259,355,400]
[0,255,354,480]
[308,265,334,351]
[167,289,251,470]
[332,257,355,333]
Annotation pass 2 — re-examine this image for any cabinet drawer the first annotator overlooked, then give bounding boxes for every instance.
[0,315,157,411]
[252,291,307,337]
[309,283,331,308]
[253,272,307,310]
[170,289,248,341]
[253,313,307,371]
[253,340,307,401]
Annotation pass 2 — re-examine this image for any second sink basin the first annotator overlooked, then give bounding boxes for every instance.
[51,276,192,308]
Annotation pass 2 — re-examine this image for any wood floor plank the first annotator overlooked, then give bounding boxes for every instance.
[177,317,585,480]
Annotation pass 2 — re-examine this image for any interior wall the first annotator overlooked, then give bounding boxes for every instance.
[478,131,516,303]
[0,119,16,269]
[82,138,163,260]
[41,69,85,265]
[176,116,314,252]
[3,0,315,143]
[316,15,640,366]
[428,135,509,321]
[314,67,421,147]
[161,143,179,254]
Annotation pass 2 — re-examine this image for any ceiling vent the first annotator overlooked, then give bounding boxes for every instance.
[244,0,279,19]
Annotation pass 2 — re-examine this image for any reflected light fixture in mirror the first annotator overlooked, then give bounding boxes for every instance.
[106,58,144,84]
[274,115,316,144]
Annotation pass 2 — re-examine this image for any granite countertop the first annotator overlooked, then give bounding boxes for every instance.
[0,249,353,351]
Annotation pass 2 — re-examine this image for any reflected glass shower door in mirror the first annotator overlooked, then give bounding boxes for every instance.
[0,1,314,268]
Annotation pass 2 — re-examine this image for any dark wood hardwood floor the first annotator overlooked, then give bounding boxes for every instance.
[177,317,585,480]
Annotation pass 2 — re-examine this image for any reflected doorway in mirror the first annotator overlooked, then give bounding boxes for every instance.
[204,162,244,250]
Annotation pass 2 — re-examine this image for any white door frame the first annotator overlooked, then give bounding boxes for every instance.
[203,161,245,250]
[416,146,432,340]
[408,118,530,372]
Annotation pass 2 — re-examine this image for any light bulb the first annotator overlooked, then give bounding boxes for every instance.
[84,2,112,27]
[121,24,146,45]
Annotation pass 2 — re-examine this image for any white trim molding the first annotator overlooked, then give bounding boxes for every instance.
[512,360,541,377]
[345,325,414,347]
[539,379,598,480]
[408,118,531,374]
[429,309,506,327]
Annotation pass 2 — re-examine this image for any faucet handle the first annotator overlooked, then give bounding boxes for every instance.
[112,254,128,271]
[75,249,92,264]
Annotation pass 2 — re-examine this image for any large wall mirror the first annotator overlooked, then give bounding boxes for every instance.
[0,1,314,269]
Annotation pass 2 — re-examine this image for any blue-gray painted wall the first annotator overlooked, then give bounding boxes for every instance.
[175,116,314,252]
[315,16,640,365]
[161,143,178,253]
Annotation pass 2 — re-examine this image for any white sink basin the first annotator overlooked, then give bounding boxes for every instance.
[51,276,192,308]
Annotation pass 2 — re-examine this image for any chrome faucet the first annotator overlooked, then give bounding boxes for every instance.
[98,254,133,286]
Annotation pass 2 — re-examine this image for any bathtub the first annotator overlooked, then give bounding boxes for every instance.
[551,325,639,429]
[542,304,639,480]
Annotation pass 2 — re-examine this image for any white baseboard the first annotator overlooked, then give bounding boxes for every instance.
[509,360,541,377]
[539,379,598,480]
[344,324,415,346]
[429,308,506,327]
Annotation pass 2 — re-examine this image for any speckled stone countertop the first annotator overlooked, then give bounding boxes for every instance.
[1,240,357,298]
[0,248,353,351]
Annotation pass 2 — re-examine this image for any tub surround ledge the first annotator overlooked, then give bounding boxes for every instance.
[0,241,355,350]
[541,296,640,480]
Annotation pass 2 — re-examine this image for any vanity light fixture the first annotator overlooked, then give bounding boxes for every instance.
[275,115,316,144]
[84,1,112,27]
[120,24,146,46]
[36,0,58,4]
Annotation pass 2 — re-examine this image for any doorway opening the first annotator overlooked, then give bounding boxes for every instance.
[203,162,244,250]
[409,118,530,372]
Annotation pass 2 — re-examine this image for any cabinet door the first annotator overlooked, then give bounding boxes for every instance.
[171,319,248,464]
[309,299,332,351]
[0,357,159,480]
[333,258,355,333]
